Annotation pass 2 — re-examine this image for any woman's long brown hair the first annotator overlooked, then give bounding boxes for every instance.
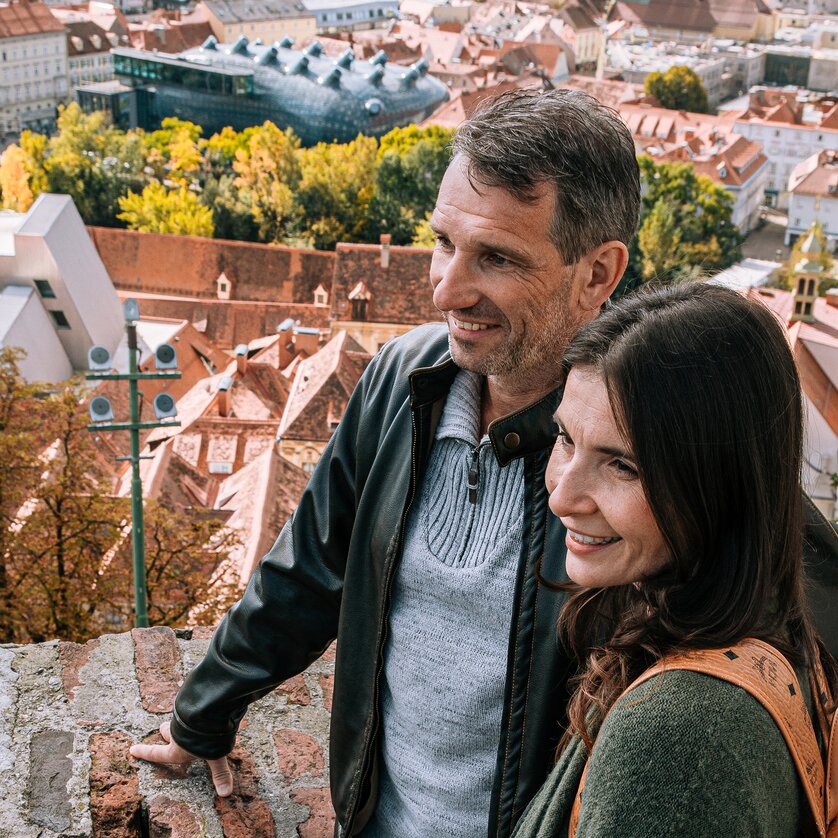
[545,283,838,751]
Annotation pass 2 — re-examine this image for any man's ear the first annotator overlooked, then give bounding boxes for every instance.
[577,241,629,312]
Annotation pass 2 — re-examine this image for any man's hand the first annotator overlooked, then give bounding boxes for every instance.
[129,720,234,797]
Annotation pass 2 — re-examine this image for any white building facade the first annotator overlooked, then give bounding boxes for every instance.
[0,0,70,141]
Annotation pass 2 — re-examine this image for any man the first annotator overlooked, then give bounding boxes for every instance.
[130,89,838,836]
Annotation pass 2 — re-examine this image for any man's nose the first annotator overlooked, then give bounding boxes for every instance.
[431,251,480,313]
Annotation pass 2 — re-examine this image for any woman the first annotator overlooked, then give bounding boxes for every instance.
[513,282,838,837]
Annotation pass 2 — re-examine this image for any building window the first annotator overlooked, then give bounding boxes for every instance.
[50,310,71,329]
[808,279,816,295]
[34,279,56,298]
[804,302,812,316]
[351,298,368,320]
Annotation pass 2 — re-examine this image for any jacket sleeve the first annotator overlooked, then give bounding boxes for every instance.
[169,342,396,759]
[575,670,804,838]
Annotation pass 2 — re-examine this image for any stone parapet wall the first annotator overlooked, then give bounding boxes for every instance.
[0,627,335,837]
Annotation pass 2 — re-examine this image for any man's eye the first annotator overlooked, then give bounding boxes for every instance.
[556,430,573,448]
[434,234,452,249]
[487,253,510,267]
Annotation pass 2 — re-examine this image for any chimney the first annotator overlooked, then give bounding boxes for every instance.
[293,326,320,357]
[217,376,233,417]
[277,318,296,368]
[234,343,248,375]
[380,233,391,269]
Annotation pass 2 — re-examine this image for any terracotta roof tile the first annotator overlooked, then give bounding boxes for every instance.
[278,331,370,442]
[89,227,335,305]
[328,243,439,325]
[0,0,64,37]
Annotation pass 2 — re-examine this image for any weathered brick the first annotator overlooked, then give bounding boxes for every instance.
[147,795,202,838]
[27,730,73,832]
[58,638,100,702]
[214,745,276,838]
[291,787,335,838]
[132,627,182,714]
[89,731,143,837]
[275,674,311,706]
[318,674,334,712]
[191,626,216,640]
[274,729,324,781]
[320,642,337,663]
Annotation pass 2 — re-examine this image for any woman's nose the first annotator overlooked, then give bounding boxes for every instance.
[546,452,596,519]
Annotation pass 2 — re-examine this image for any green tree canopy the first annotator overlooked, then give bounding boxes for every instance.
[295,134,378,249]
[619,157,743,292]
[645,65,710,114]
[117,181,215,237]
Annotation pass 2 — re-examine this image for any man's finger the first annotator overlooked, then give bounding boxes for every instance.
[129,741,190,765]
[208,756,234,797]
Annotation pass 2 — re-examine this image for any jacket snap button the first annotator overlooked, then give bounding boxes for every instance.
[504,432,521,449]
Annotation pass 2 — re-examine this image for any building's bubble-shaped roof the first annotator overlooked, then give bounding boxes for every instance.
[130,37,449,144]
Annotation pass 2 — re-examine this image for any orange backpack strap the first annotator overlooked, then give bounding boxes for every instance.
[568,638,829,838]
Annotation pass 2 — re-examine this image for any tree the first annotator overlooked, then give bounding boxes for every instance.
[200,173,260,241]
[645,65,710,114]
[621,157,743,291]
[636,199,682,281]
[118,181,215,237]
[0,357,242,643]
[0,144,34,212]
[295,134,378,249]
[367,125,453,244]
[233,122,301,243]
[41,103,148,227]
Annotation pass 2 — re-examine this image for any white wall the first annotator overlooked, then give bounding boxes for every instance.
[0,285,73,382]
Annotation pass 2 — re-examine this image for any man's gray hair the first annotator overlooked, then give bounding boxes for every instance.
[452,88,641,264]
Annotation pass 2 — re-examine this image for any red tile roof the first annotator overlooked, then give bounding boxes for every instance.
[328,242,439,325]
[0,0,64,36]
[278,330,371,443]
[88,227,336,305]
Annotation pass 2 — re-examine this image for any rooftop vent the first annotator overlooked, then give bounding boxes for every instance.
[366,64,385,85]
[400,67,420,87]
[318,66,341,87]
[256,45,278,64]
[230,35,250,55]
[279,35,294,47]
[306,40,323,57]
[371,49,388,65]
[336,47,354,69]
[288,54,309,74]
[202,35,218,49]
[413,57,429,74]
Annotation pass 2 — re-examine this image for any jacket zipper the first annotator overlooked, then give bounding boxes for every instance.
[467,446,479,504]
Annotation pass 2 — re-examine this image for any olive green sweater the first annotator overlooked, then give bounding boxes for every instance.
[512,670,807,838]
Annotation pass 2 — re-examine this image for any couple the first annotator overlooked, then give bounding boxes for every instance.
[132,89,838,836]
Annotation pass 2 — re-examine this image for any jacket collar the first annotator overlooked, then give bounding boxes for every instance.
[409,359,561,466]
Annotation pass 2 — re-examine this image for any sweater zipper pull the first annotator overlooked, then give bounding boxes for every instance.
[467,447,479,504]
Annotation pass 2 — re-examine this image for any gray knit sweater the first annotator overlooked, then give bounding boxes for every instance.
[362,369,525,837]
[512,669,806,837]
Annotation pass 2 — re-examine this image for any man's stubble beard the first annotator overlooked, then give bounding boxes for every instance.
[446,276,584,391]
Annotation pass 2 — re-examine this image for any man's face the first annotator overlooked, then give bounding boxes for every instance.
[429,156,590,393]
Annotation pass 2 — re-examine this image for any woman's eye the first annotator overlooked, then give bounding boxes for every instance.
[611,459,638,478]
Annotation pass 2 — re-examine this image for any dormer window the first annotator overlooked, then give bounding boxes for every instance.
[352,298,368,321]
[313,284,329,307]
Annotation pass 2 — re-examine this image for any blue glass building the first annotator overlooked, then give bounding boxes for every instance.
[110,38,449,144]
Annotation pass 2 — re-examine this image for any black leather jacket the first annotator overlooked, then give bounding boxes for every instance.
[170,323,838,837]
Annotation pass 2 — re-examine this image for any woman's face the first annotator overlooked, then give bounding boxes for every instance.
[546,367,671,588]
